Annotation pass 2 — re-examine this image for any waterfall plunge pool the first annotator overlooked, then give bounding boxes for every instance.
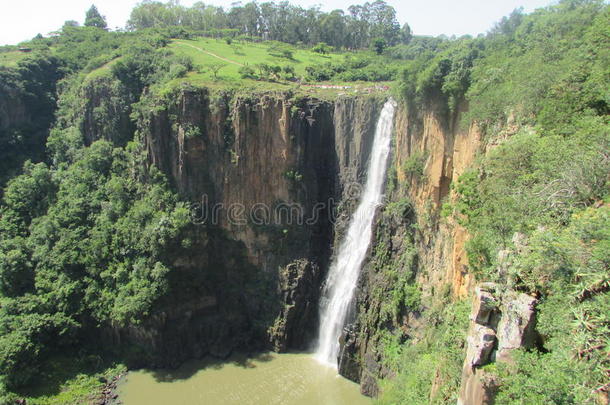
[118,352,372,405]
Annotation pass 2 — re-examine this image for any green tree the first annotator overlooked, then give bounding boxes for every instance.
[84,5,107,29]
[207,62,226,80]
[238,65,257,79]
[368,0,401,45]
[373,37,387,54]
[312,42,331,54]
[62,20,79,28]
[319,10,347,47]
[401,23,412,44]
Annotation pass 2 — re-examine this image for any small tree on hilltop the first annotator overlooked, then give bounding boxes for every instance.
[85,5,107,29]
[63,20,79,28]
[207,62,226,80]
[401,23,413,44]
[239,65,257,79]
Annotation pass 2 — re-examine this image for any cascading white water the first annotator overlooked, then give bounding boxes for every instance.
[315,99,396,367]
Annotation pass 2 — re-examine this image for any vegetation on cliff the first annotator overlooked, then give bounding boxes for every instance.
[0,11,196,403]
[380,0,609,403]
[0,54,62,187]
[0,139,190,397]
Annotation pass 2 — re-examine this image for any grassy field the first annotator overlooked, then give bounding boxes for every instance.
[83,37,394,98]
[165,37,393,97]
[0,50,28,67]
[169,38,346,82]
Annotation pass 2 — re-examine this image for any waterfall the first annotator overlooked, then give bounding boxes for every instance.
[315,99,396,367]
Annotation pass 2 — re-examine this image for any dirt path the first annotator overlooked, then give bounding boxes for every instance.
[175,41,244,67]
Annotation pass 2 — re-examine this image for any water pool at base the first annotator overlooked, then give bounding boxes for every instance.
[118,352,372,405]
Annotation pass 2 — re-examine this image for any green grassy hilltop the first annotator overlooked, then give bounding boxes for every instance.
[169,38,343,80]
[165,37,395,94]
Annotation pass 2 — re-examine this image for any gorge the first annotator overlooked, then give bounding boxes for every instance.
[0,1,608,404]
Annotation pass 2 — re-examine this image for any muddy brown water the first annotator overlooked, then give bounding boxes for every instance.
[118,352,372,405]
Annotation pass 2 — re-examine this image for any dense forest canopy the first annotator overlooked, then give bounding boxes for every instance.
[0,0,608,403]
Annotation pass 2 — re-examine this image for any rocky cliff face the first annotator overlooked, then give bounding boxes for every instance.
[338,94,486,395]
[142,88,382,268]
[393,97,481,299]
[105,86,385,366]
[338,93,550,403]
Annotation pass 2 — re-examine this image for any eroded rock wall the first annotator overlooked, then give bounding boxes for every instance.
[118,88,385,365]
[339,95,485,395]
[394,98,481,299]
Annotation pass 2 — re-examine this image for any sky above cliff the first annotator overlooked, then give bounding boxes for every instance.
[1,0,555,46]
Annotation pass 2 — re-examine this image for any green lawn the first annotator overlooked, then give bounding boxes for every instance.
[165,38,393,98]
[0,51,27,67]
[168,38,345,82]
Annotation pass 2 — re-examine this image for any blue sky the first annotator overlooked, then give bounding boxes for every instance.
[1,0,556,46]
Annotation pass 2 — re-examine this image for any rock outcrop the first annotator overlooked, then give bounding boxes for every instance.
[269,259,321,351]
[394,98,481,299]
[338,94,485,395]
[141,89,382,269]
[457,283,538,405]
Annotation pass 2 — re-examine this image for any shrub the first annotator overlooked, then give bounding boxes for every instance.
[267,43,294,60]
[373,37,387,54]
[312,42,331,54]
[401,151,428,178]
[378,300,470,405]
[238,65,257,79]
[168,63,188,79]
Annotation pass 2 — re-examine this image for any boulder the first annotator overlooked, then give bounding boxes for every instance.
[471,284,498,325]
[495,291,537,363]
[458,284,537,405]
[466,324,497,368]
